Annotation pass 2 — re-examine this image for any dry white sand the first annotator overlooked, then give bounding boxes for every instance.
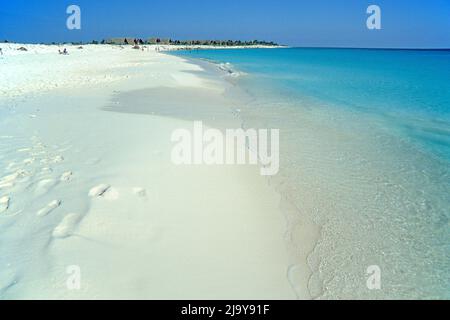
[0,44,303,299]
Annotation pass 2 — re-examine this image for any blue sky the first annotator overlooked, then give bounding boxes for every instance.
[0,0,449,48]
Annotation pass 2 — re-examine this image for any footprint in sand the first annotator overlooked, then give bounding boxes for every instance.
[133,187,147,198]
[0,196,10,214]
[0,170,27,190]
[52,155,64,164]
[0,181,14,190]
[37,200,61,217]
[60,171,73,182]
[31,150,46,157]
[0,268,18,295]
[52,213,82,239]
[88,184,111,197]
[103,187,120,200]
[35,179,58,196]
[41,167,53,174]
[1,172,19,184]
[23,158,35,165]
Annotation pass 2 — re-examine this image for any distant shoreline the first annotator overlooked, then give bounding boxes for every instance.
[0,43,288,56]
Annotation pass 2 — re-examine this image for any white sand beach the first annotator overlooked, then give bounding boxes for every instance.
[0,44,304,299]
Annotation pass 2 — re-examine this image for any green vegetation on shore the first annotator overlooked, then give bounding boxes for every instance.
[2,38,278,47]
[106,37,279,46]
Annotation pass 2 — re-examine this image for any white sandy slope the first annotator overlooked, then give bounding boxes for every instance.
[0,44,299,299]
[0,43,213,99]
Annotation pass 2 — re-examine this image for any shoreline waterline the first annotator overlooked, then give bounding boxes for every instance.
[163,53,321,298]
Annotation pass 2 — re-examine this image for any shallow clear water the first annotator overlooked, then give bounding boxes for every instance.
[173,48,450,299]
[176,48,450,161]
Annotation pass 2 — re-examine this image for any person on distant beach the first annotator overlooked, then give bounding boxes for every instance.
[0,48,3,55]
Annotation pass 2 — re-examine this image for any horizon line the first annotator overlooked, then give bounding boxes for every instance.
[292,46,450,50]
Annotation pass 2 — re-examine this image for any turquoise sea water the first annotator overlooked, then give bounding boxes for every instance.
[173,48,450,299]
[176,48,450,161]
